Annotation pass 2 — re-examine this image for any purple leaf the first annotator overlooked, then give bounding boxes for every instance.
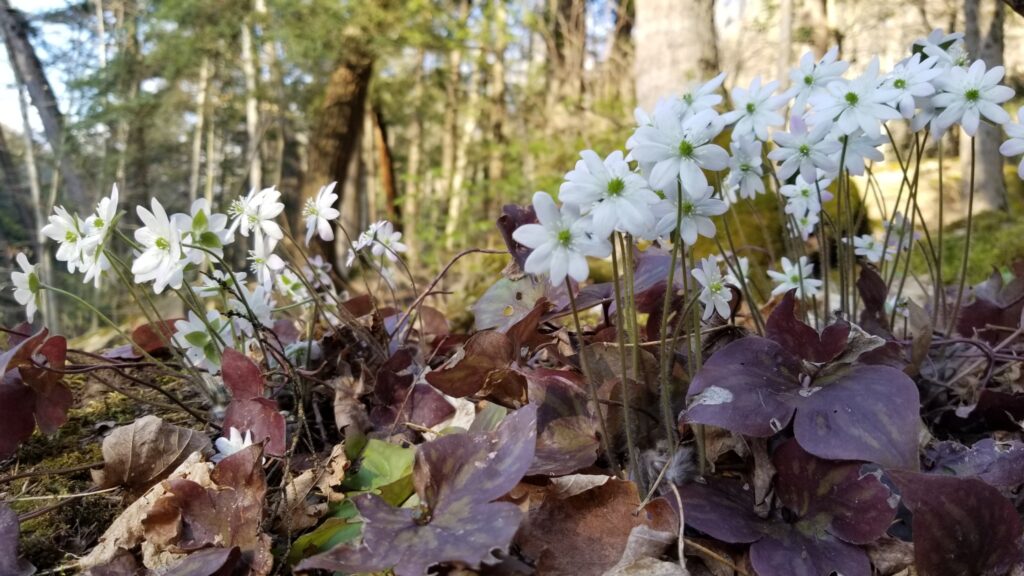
[766,291,849,363]
[0,503,34,576]
[685,337,802,437]
[0,374,38,459]
[773,439,896,545]
[300,405,538,576]
[857,266,892,338]
[0,329,72,458]
[889,471,1023,576]
[497,203,537,270]
[163,546,242,576]
[750,527,870,576]
[791,364,920,470]
[222,397,287,457]
[373,349,455,429]
[676,479,763,544]
[523,368,599,476]
[925,439,1024,487]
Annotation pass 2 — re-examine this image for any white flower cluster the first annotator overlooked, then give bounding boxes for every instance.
[10,180,373,375]
[510,29,1020,320]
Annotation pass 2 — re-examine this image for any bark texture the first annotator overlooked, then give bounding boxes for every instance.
[961,0,1006,212]
[634,0,720,110]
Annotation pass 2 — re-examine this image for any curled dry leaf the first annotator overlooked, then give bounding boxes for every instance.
[299,404,538,576]
[280,444,349,532]
[142,445,272,575]
[513,477,678,575]
[80,451,212,571]
[603,524,686,576]
[0,328,72,458]
[91,415,213,497]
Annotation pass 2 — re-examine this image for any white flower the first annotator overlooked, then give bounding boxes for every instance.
[249,234,286,289]
[172,310,234,372]
[933,59,1015,137]
[768,256,823,299]
[367,221,408,263]
[672,72,727,119]
[229,284,276,336]
[722,77,789,141]
[914,29,967,70]
[132,198,186,294]
[41,206,98,274]
[512,191,611,285]
[276,269,311,302]
[11,253,41,322]
[691,256,733,321]
[212,427,254,463]
[790,47,849,112]
[849,234,895,264]
[886,296,910,319]
[81,249,111,289]
[559,150,659,238]
[229,186,285,241]
[791,210,820,241]
[654,185,729,245]
[84,184,119,243]
[721,255,750,289]
[884,212,920,252]
[769,117,839,183]
[833,130,885,176]
[724,136,765,203]
[884,54,941,119]
[999,109,1024,179]
[628,107,728,194]
[780,176,833,218]
[198,269,248,298]
[175,198,231,265]
[304,181,341,245]
[810,57,900,136]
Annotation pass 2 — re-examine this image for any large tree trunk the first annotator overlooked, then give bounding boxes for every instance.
[961,0,1005,212]
[544,0,586,135]
[0,0,87,206]
[634,0,719,110]
[484,0,507,228]
[373,108,398,224]
[302,56,373,269]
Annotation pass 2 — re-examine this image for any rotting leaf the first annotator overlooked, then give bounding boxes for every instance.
[0,503,35,576]
[92,415,213,497]
[298,404,538,576]
[888,470,1023,576]
[513,477,678,575]
[425,331,528,408]
[143,445,273,575]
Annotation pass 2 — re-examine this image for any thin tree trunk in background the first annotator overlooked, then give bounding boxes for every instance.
[545,0,586,135]
[373,108,398,224]
[189,56,210,204]
[444,51,480,251]
[15,84,57,331]
[403,50,425,263]
[115,0,146,205]
[241,10,262,189]
[778,0,793,86]
[0,126,31,233]
[961,0,1005,212]
[0,0,87,207]
[485,0,507,226]
[807,0,832,56]
[439,0,470,217]
[303,56,373,269]
[93,0,106,67]
[204,106,217,210]
[633,0,719,110]
[362,108,376,227]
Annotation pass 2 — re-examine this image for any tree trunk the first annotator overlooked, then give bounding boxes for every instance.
[302,56,374,269]
[545,0,586,135]
[634,0,719,110]
[444,50,480,251]
[961,0,1005,212]
[188,56,210,204]
[403,50,425,263]
[0,0,87,206]
[373,108,398,224]
[240,9,262,190]
[778,0,793,85]
[485,0,507,224]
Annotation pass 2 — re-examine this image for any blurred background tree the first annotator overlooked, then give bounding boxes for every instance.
[0,0,1022,334]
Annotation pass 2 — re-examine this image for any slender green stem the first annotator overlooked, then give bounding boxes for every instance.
[610,236,639,477]
[949,137,976,336]
[566,282,620,477]
[657,187,684,446]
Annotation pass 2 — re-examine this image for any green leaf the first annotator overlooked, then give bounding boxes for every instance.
[342,439,415,505]
[287,501,362,564]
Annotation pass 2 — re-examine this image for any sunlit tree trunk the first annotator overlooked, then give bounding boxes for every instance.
[544,0,586,136]
[634,0,720,110]
[241,8,262,190]
[778,0,793,85]
[403,50,425,263]
[374,108,398,224]
[961,0,1005,212]
[189,56,210,204]
[484,0,507,226]
[444,51,480,251]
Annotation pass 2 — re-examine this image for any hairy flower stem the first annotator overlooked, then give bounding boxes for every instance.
[814,179,832,316]
[657,186,685,447]
[610,236,640,478]
[936,140,947,323]
[566,281,620,477]
[949,138,977,336]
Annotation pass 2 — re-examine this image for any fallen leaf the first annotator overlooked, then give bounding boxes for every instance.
[163,546,241,576]
[299,404,538,576]
[92,415,213,496]
[604,524,685,576]
[280,444,348,532]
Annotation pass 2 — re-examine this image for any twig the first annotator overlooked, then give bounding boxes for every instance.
[0,461,104,486]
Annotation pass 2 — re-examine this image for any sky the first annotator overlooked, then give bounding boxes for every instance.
[0,0,77,135]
